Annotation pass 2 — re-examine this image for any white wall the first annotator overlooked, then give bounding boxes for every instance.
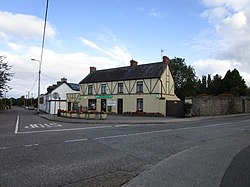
[43,83,79,115]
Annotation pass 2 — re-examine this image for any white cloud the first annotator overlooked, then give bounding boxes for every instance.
[79,37,103,51]
[193,58,250,85]
[192,1,250,86]
[201,0,249,11]
[0,11,55,41]
[201,7,229,21]
[79,36,132,66]
[3,40,132,98]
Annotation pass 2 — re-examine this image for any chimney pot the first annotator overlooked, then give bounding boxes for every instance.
[163,56,170,64]
[61,77,67,83]
[90,66,96,73]
[130,59,138,66]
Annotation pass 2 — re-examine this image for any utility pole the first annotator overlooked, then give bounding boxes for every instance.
[31,0,49,114]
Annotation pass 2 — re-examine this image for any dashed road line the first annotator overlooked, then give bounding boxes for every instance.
[0,147,12,150]
[64,138,88,143]
[25,144,39,147]
[16,125,113,134]
[115,124,130,127]
[14,115,19,134]
[5,119,248,151]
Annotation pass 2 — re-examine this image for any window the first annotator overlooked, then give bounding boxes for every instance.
[73,102,79,110]
[136,81,143,93]
[88,85,93,95]
[88,99,96,110]
[101,83,106,94]
[137,98,143,112]
[118,83,123,93]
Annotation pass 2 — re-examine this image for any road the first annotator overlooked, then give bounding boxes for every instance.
[0,107,249,186]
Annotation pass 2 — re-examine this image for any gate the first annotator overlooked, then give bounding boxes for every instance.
[166,100,185,117]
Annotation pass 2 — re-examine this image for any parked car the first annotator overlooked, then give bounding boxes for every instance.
[28,105,35,110]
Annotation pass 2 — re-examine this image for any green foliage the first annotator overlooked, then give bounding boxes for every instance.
[169,57,198,100]
[196,69,247,96]
[0,56,14,97]
[221,69,247,96]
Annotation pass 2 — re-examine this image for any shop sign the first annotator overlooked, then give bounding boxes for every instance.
[107,100,116,106]
[96,95,113,99]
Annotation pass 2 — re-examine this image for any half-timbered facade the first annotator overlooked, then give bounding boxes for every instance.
[78,56,179,116]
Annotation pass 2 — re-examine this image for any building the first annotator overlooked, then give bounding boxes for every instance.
[39,78,80,114]
[78,56,179,116]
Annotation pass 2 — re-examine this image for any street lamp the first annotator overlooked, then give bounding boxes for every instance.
[31,58,41,114]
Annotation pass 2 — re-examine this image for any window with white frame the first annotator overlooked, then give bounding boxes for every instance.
[101,83,106,94]
[118,83,123,93]
[136,81,143,93]
[88,84,93,95]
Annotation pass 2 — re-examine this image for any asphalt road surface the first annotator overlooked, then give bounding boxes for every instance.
[0,107,249,186]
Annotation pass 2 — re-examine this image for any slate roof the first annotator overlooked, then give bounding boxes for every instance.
[47,82,79,93]
[79,62,167,84]
[66,83,80,91]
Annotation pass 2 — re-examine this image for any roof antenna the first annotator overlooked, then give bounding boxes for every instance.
[161,48,166,59]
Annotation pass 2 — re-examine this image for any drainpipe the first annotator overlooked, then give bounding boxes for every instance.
[159,79,163,99]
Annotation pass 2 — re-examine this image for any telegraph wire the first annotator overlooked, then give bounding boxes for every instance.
[29,74,39,93]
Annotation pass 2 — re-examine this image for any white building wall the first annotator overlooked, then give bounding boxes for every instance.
[42,83,79,115]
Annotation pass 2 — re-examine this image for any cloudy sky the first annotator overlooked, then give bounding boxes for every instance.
[1,0,250,98]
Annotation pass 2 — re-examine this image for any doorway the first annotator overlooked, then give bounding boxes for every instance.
[117,99,123,114]
[101,99,106,112]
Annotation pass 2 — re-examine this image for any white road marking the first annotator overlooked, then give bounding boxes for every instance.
[93,122,232,140]
[25,144,39,147]
[14,115,19,134]
[16,125,113,134]
[30,124,36,128]
[241,119,250,123]
[44,124,51,127]
[115,124,129,127]
[0,147,11,150]
[38,124,45,128]
[64,138,88,143]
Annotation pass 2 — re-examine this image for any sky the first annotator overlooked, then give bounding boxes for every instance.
[1,0,250,98]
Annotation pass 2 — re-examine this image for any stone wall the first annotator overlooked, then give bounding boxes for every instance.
[192,96,250,116]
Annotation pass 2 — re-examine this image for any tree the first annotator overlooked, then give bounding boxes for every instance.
[169,57,198,100]
[221,69,247,96]
[0,56,13,97]
[210,74,222,95]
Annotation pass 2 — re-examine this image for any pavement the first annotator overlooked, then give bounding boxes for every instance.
[39,112,250,187]
[38,112,249,125]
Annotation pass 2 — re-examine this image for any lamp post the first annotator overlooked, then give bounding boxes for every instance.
[31,58,41,114]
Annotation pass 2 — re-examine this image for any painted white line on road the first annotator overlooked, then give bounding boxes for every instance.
[17,125,113,134]
[0,147,11,150]
[25,144,39,147]
[14,115,19,134]
[115,124,130,127]
[93,122,232,140]
[241,119,250,123]
[44,124,52,127]
[64,138,88,143]
[30,124,36,128]
[38,124,45,128]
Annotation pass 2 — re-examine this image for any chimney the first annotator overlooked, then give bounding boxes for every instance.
[163,56,170,64]
[130,59,138,66]
[61,77,67,83]
[90,66,96,73]
[57,81,61,85]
